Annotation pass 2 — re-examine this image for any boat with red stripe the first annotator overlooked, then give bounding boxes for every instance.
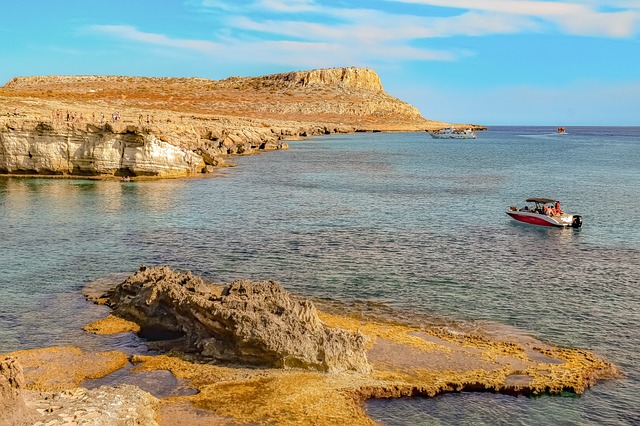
[507,198,583,228]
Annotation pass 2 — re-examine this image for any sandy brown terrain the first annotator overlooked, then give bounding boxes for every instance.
[0,68,462,132]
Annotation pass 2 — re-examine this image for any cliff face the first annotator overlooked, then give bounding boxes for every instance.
[0,121,205,178]
[218,67,423,121]
[0,67,461,178]
[255,67,384,91]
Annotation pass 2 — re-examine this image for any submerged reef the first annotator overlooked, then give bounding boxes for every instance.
[3,266,619,425]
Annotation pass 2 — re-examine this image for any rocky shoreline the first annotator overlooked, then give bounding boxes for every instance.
[2,266,619,426]
[0,68,485,179]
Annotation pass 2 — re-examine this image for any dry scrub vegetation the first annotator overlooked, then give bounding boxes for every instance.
[0,69,452,131]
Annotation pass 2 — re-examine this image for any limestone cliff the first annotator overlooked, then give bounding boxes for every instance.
[0,67,473,178]
[264,67,385,91]
[0,121,205,177]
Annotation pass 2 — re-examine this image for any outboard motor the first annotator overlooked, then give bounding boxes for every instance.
[572,215,583,228]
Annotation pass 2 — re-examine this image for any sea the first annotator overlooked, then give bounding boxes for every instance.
[1,126,639,425]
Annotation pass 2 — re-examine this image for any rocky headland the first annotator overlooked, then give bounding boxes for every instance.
[2,266,618,425]
[0,68,483,179]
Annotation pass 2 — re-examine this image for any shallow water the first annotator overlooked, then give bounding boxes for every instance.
[1,127,639,424]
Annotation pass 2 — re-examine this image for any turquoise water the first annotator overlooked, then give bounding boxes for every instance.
[1,127,639,424]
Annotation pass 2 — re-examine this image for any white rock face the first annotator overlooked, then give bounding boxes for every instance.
[0,121,205,178]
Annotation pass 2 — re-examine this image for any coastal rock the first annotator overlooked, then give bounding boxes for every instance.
[103,266,371,373]
[0,357,34,426]
[0,121,205,177]
[0,67,482,178]
[24,385,159,426]
[3,347,155,425]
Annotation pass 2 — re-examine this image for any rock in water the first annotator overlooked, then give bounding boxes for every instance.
[105,266,371,373]
[0,357,33,426]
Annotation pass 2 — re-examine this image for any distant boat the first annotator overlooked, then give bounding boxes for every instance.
[557,127,567,134]
[428,127,476,139]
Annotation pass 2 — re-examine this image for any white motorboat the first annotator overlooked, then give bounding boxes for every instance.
[506,198,583,228]
[428,127,476,139]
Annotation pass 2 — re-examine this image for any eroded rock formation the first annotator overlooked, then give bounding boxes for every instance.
[3,269,618,425]
[102,266,371,373]
[0,357,33,426]
[0,67,476,178]
[0,121,205,177]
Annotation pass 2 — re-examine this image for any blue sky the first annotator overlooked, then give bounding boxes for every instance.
[1,0,638,125]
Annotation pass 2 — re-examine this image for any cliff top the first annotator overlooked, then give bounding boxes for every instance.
[0,67,448,131]
[3,67,384,92]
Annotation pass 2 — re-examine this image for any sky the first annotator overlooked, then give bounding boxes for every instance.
[1,0,639,125]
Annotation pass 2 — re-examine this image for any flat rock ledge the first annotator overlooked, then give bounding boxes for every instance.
[24,385,158,426]
[1,355,157,426]
[97,265,371,373]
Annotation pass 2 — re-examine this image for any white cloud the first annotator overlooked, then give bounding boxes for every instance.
[391,0,640,37]
[232,10,540,41]
[89,25,220,53]
[86,24,458,66]
[257,0,317,12]
[87,0,639,71]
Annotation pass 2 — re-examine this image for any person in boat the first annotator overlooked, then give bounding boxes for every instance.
[555,201,562,215]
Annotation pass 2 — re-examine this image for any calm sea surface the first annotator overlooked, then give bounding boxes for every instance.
[1,126,639,424]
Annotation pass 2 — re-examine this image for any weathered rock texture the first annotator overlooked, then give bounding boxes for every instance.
[4,273,619,426]
[0,357,34,426]
[0,121,205,177]
[2,348,157,425]
[24,385,159,426]
[6,346,128,392]
[0,67,479,178]
[103,266,371,373]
